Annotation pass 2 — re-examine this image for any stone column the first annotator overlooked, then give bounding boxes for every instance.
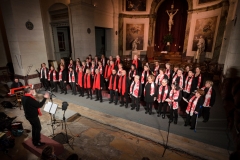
[223,0,240,74]
[0,0,48,85]
[69,0,96,60]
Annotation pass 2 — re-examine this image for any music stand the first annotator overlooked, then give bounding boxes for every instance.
[44,101,58,137]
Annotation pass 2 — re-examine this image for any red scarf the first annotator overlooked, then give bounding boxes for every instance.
[82,66,85,72]
[144,82,155,96]
[132,59,138,68]
[98,66,103,74]
[195,73,202,88]
[141,71,149,84]
[68,64,73,69]
[157,85,168,103]
[78,71,84,87]
[115,59,120,66]
[69,71,75,83]
[84,74,91,88]
[107,64,114,79]
[40,68,47,78]
[154,66,159,76]
[93,73,101,90]
[172,74,184,88]
[118,75,126,95]
[59,69,63,81]
[91,66,95,75]
[128,69,136,79]
[165,69,170,79]
[109,74,117,90]
[183,76,193,93]
[186,96,200,116]
[101,58,105,66]
[202,87,212,107]
[24,93,42,116]
[130,81,140,98]
[48,70,57,82]
[155,74,164,85]
[76,65,80,73]
[104,65,109,78]
[168,89,180,109]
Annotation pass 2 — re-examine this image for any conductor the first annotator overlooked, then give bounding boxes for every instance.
[22,87,49,146]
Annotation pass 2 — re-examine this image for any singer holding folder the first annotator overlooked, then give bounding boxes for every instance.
[22,87,49,146]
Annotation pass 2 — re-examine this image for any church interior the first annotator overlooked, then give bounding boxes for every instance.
[0,0,240,159]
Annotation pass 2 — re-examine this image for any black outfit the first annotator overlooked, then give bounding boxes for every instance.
[11,81,23,88]
[69,71,78,95]
[169,90,182,124]
[85,74,93,99]
[49,70,58,92]
[183,76,195,99]
[141,71,151,101]
[157,85,171,118]
[119,76,130,107]
[21,96,47,145]
[144,82,157,115]
[192,74,202,90]
[171,71,177,84]
[129,69,138,83]
[109,74,119,104]
[130,82,142,111]
[95,74,104,102]
[59,69,68,94]
[40,68,49,90]
[174,75,185,89]
[202,87,216,122]
[185,96,204,129]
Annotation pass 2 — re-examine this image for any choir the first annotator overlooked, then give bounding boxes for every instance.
[39,54,216,129]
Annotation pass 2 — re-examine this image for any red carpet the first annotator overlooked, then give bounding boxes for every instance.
[22,134,64,157]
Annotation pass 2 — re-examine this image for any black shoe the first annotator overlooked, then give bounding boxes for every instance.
[162,115,165,119]
[190,127,194,130]
[174,121,177,124]
[184,123,188,126]
[100,100,103,103]
[120,104,124,107]
[60,92,63,94]
[90,97,93,100]
[157,114,160,117]
[95,99,99,101]
[65,92,67,95]
[109,101,113,104]
[33,142,46,146]
[79,94,81,97]
[169,119,173,123]
[149,112,152,115]
[131,107,135,110]
[136,108,139,112]
[114,102,118,105]
[145,111,148,114]
[125,104,128,108]
[203,120,208,123]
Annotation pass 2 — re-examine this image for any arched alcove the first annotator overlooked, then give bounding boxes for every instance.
[154,0,188,52]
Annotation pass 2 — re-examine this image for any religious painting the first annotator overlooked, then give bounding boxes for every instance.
[198,0,218,5]
[191,16,218,52]
[126,24,144,50]
[126,0,146,11]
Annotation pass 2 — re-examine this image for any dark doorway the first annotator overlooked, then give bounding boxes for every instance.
[56,26,72,58]
[154,0,188,52]
[95,27,106,57]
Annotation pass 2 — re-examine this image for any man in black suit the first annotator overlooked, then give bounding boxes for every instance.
[59,64,68,94]
[22,87,49,146]
[11,78,23,88]
[40,63,49,91]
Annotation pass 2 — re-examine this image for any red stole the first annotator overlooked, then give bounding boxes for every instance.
[109,74,117,90]
[93,73,101,90]
[115,59,120,66]
[183,76,193,93]
[76,65,80,73]
[157,85,168,103]
[132,59,138,68]
[78,71,84,87]
[69,71,75,83]
[84,74,91,88]
[98,66,103,74]
[91,66,95,75]
[118,75,126,95]
[186,96,200,116]
[165,69,170,79]
[59,69,63,81]
[130,81,140,98]
[24,93,42,116]
[141,71,149,84]
[48,70,57,82]
[144,82,155,96]
[128,69,136,78]
[169,89,180,109]
[40,68,47,78]
[202,87,212,107]
[107,64,114,79]
[104,65,109,78]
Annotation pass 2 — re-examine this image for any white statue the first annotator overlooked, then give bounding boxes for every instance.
[132,38,140,51]
[166,5,178,32]
[195,36,205,63]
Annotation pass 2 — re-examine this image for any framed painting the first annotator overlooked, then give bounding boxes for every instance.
[126,24,144,50]
[126,0,146,11]
[191,16,218,52]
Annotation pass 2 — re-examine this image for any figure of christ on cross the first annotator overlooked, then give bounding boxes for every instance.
[166,5,179,32]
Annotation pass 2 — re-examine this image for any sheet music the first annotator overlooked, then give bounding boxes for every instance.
[44,102,58,114]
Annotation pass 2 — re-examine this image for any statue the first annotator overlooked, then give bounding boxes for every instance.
[132,38,140,51]
[195,36,205,63]
[166,5,178,32]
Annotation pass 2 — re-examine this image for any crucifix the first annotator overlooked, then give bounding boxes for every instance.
[166,4,178,32]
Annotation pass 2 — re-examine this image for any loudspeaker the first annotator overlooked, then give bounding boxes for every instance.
[54,109,81,122]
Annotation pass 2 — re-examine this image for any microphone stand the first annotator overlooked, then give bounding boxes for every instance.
[48,88,58,137]
[62,110,74,150]
[162,104,172,157]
